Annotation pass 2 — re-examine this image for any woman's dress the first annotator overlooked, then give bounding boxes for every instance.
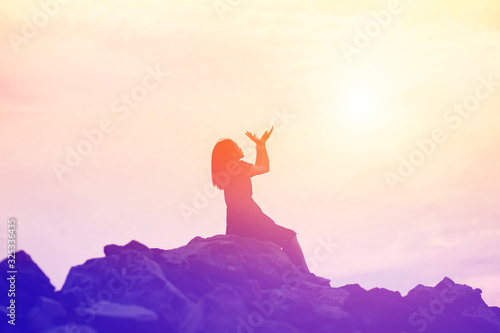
[224,160,297,248]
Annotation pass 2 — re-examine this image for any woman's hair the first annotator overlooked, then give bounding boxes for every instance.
[211,139,239,190]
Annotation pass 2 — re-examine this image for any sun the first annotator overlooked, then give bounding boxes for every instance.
[322,67,405,152]
[340,86,386,132]
[343,88,379,124]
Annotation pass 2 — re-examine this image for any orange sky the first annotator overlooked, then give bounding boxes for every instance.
[1,0,499,306]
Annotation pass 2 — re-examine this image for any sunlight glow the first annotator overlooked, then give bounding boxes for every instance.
[343,88,379,126]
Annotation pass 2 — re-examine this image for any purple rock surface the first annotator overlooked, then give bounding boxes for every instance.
[1,234,499,333]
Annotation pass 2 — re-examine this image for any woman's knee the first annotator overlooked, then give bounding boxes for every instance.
[281,235,297,249]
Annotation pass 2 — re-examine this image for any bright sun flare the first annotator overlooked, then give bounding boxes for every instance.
[346,90,378,121]
[341,88,382,130]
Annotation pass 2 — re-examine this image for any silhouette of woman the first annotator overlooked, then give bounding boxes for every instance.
[211,126,311,273]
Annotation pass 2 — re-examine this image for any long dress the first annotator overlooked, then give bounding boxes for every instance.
[224,160,297,248]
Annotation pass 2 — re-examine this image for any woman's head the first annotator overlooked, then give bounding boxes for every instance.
[211,139,244,190]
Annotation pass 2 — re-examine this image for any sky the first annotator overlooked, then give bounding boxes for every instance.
[1,0,499,306]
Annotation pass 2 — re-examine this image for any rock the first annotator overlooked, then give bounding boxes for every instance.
[42,324,97,333]
[0,251,57,333]
[79,301,159,333]
[1,234,499,333]
[27,297,66,332]
[491,306,500,320]
[402,277,500,333]
[60,243,192,332]
[179,284,250,333]
[0,251,55,312]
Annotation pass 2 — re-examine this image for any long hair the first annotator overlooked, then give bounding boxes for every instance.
[211,139,239,190]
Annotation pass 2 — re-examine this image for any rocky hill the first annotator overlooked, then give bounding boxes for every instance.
[1,234,499,333]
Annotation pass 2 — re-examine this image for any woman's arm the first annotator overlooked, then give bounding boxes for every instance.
[245,127,273,177]
[249,144,270,177]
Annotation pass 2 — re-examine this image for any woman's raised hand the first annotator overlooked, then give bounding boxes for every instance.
[245,126,274,145]
[260,126,273,143]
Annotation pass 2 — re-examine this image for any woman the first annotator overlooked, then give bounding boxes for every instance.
[211,126,311,273]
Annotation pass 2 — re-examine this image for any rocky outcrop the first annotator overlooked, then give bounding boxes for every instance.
[1,234,499,333]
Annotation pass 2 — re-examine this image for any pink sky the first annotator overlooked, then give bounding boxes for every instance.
[1,0,499,306]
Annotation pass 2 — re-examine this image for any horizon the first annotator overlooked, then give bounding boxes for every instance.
[1,0,499,307]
